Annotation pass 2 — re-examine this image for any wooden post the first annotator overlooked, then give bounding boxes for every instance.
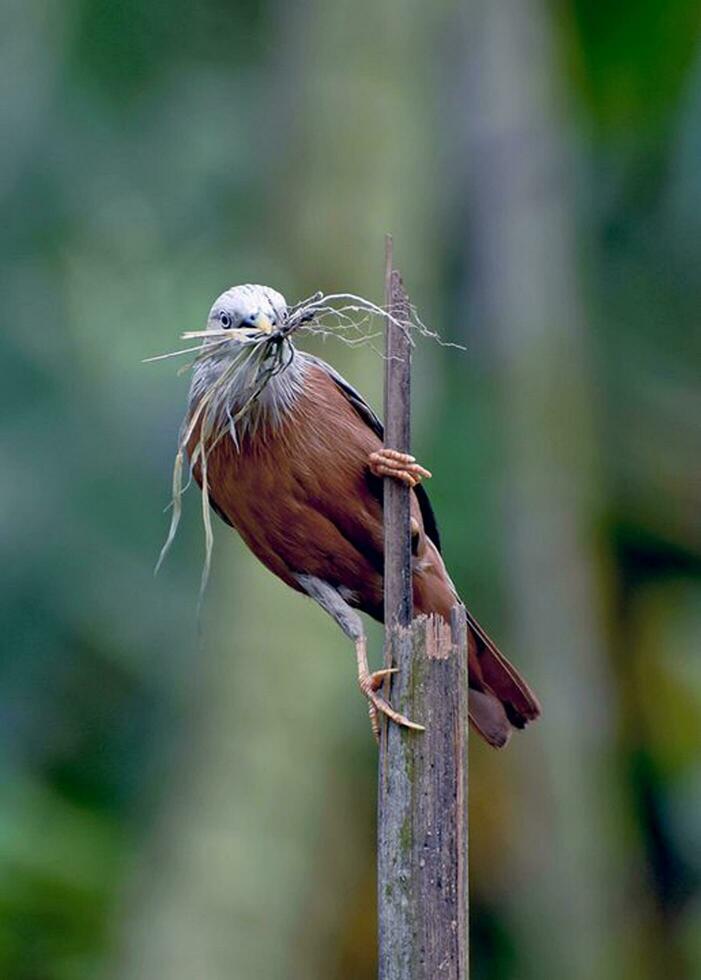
[382,235,413,631]
[378,237,470,979]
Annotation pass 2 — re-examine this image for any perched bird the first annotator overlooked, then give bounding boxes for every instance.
[181,283,540,747]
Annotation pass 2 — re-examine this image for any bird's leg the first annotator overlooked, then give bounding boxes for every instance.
[355,634,424,741]
[368,448,432,487]
[295,574,424,740]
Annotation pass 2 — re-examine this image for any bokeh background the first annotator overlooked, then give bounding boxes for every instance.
[2,1,701,977]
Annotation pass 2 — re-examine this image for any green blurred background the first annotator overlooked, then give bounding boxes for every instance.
[2,1,701,977]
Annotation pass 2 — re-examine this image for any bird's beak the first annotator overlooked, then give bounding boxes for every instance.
[257,312,273,334]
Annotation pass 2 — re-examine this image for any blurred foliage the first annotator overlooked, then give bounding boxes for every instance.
[1,1,700,978]
[569,0,701,131]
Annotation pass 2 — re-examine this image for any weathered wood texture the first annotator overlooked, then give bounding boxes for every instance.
[378,611,469,979]
[378,241,469,979]
[383,236,413,630]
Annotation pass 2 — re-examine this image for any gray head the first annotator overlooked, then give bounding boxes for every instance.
[189,281,305,437]
[207,283,288,340]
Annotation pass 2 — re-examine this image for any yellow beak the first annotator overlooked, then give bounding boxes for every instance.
[257,312,273,334]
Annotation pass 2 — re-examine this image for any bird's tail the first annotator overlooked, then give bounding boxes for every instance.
[464,606,541,749]
[412,539,540,748]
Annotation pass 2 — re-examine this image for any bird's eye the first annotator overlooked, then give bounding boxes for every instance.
[220,312,232,329]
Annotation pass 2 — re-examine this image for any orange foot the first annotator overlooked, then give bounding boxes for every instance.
[355,637,424,741]
[368,448,432,488]
[358,666,425,742]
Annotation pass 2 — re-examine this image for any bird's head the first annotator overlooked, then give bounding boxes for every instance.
[206,284,288,342]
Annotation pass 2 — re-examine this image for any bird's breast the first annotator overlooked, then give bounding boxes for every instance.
[187,364,385,592]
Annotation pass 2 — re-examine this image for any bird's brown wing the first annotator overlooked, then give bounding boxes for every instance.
[304,355,442,554]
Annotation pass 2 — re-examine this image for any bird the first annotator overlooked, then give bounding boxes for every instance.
[180,283,540,747]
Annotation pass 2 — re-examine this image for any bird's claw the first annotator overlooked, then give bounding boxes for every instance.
[360,667,398,692]
[358,668,425,742]
[368,448,432,488]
